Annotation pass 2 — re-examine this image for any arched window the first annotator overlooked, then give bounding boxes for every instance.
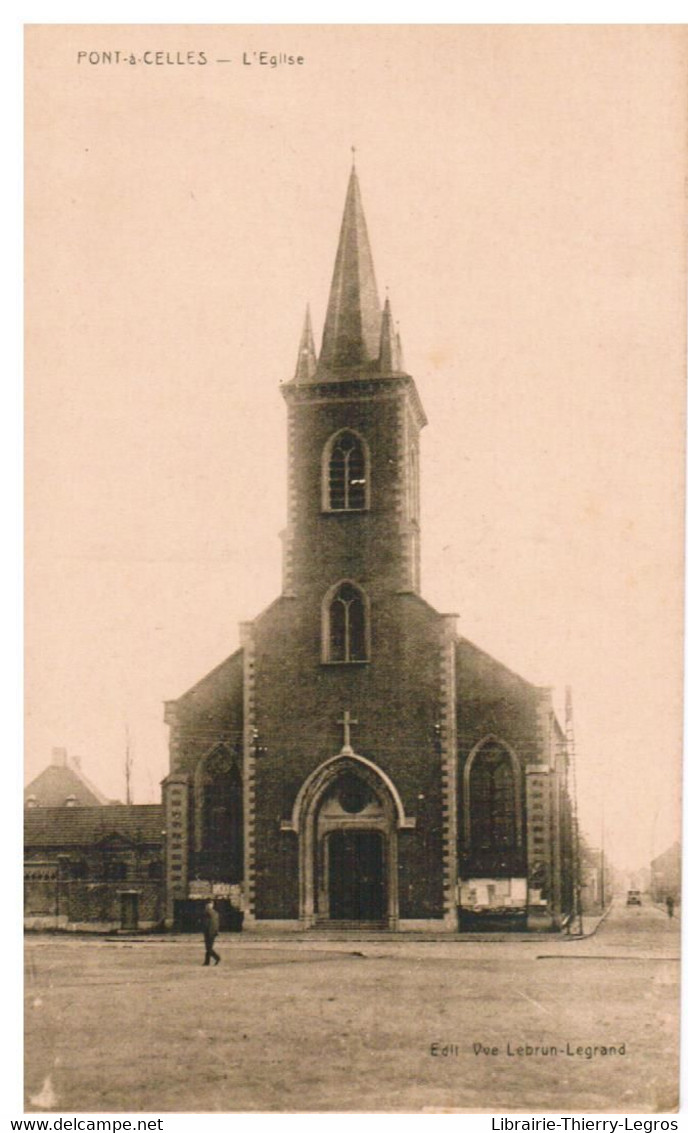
[197,747,244,883]
[324,430,369,511]
[468,741,519,854]
[324,582,369,663]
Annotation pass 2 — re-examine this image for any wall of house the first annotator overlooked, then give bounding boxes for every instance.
[24,843,164,930]
[24,879,163,930]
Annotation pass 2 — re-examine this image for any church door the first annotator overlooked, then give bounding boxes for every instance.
[327,830,386,921]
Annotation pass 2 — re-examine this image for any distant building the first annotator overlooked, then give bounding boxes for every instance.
[650,842,681,906]
[579,841,610,913]
[24,805,164,932]
[25,747,120,808]
[162,166,576,934]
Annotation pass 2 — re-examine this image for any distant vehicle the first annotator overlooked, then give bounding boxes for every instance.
[626,889,642,906]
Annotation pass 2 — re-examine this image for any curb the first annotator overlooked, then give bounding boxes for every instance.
[562,900,614,941]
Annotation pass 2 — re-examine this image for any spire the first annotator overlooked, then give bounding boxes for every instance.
[319,166,382,372]
[395,323,405,372]
[294,305,317,382]
[378,296,404,373]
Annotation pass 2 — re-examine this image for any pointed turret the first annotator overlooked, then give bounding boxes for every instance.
[319,166,382,372]
[294,305,317,382]
[378,296,404,373]
[395,326,405,372]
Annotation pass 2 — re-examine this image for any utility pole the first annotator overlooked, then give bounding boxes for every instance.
[565,686,584,935]
[600,792,606,909]
[125,723,133,806]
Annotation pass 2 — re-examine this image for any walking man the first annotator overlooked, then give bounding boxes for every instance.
[666,895,675,919]
[202,899,221,965]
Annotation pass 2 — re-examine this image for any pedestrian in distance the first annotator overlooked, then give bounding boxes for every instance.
[202,899,221,965]
[666,895,675,919]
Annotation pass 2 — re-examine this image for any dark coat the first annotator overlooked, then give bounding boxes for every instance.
[203,905,220,937]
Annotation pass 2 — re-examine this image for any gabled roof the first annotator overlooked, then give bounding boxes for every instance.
[172,643,244,705]
[455,636,541,696]
[24,761,116,808]
[24,805,164,849]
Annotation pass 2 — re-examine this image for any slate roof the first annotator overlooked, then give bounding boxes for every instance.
[24,762,116,808]
[318,165,382,373]
[24,805,164,849]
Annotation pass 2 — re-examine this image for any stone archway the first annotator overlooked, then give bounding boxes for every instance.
[287,754,413,929]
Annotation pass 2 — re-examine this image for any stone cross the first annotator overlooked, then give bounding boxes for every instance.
[338,710,358,754]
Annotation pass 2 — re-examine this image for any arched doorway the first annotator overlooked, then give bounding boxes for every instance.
[317,773,388,923]
[289,754,411,929]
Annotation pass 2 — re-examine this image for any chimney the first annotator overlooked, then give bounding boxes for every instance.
[52,746,67,768]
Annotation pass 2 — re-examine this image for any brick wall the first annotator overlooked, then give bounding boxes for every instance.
[250,591,446,920]
[24,880,163,927]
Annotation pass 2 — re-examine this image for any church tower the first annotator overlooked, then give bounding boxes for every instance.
[248,162,457,929]
[282,165,423,622]
[162,164,574,934]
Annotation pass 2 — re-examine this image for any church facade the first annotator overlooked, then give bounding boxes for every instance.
[162,167,574,933]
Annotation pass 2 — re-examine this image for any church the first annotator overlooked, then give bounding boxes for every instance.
[162,165,574,933]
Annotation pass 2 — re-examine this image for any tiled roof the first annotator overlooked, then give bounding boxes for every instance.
[24,805,164,848]
[24,763,113,807]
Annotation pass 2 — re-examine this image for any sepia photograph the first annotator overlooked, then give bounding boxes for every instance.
[24,23,685,1114]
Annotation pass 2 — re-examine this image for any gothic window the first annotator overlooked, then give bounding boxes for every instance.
[198,748,244,883]
[469,742,518,853]
[324,582,369,663]
[324,430,369,511]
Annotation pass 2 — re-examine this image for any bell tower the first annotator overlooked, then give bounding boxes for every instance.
[281,165,426,604]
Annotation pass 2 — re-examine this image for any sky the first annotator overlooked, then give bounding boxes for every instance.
[25,24,687,871]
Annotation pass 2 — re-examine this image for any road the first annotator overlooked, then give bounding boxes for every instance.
[24,899,679,1113]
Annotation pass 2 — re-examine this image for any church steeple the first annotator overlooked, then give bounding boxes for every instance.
[281,164,427,599]
[294,304,317,382]
[319,166,382,373]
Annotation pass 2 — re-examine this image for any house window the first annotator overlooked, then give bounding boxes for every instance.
[324,582,369,663]
[103,859,127,881]
[325,431,368,511]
